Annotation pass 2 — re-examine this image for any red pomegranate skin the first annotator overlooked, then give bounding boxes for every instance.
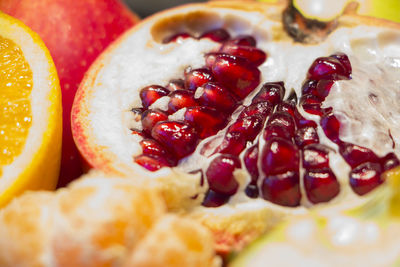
[0,0,140,186]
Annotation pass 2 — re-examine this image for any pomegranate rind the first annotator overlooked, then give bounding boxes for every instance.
[72,0,400,253]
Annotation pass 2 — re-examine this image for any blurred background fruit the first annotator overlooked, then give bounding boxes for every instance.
[0,0,140,187]
[124,0,205,17]
[0,11,62,206]
[258,0,400,22]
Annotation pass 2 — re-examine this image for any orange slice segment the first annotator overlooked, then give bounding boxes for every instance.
[0,11,62,206]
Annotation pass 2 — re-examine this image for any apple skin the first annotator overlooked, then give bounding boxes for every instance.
[0,0,140,186]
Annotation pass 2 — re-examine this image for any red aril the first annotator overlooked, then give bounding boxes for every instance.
[140,85,170,109]
[151,121,198,159]
[261,171,301,207]
[206,154,241,196]
[167,90,197,114]
[184,107,226,139]
[304,169,340,204]
[184,68,214,91]
[196,82,237,113]
[199,28,230,42]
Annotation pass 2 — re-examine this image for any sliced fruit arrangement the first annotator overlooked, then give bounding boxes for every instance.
[230,166,400,267]
[71,0,400,253]
[0,0,140,186]
[0,11,62,206]
[0,171,220,267]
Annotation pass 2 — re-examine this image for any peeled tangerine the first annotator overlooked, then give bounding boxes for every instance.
[71,0,400,254]
[231,166,400,267]
[0,171,220,267]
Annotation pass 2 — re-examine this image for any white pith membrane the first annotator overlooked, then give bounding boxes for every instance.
[73,3,400,246]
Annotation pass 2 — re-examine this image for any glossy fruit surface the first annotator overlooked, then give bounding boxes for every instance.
[0,0,139,186]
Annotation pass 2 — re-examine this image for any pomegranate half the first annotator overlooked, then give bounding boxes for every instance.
[72,1,400,253]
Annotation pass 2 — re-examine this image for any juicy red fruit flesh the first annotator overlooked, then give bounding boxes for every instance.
[197,82,237,113]
[206,154,241,195]
[184,68,214,91]
[141,109,168,135]
[151,121,199,159]
[261,138,300,175]
[199,28,230,42]
[350,162,383,196]
[167,90,197,114]
[304,169,340,204]
[307,56,351,80]
[220,44,267,66]
[140,85,170,109]
[261,171,301,207]
[184,107,226,139]
[210,54,261,99]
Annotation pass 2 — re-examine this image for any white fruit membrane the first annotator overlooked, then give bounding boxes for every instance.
[84,5,400,211]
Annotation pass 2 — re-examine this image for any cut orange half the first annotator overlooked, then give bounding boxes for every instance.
[0,11,62,207]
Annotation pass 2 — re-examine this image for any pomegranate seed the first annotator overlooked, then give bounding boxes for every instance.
[227,116,264,142]
[267,111,296,137]
[184,68,214,91]
[210,54,261,99]
[330,53,352,77]
[320,112,341,143]
[244,144,259,183]
[140,139,168,158]
[302,144,330,170]
[202,190,230,207]
[301,80,318,95]
[151,121,199,159]
[350,162,383,196]
[276,101,296,118]
[339,142,379,168]
[300,94,323,116]
[197,82,237,113]
[307,56,350,80]
[261,137,300,175]
[245,184,259,198]
[263,124,292,141]
[261,171,301,207]
[304,169,340,204]
[381,152,400,171]
[238,102,273,120]
[140,85,170,109]
[252,82,285,106]
[162,32,192,43]
[141,109,168,135]
[295,126,319,148]
[214,132,247,156]
[134,155,170,171]
[220,44,267,66]
[314,80,334,99]
[301,79,334,100]
[184,106,226,139]
[206,154,241,195]
[199,28,230,42]
[167,90,197,113]
[226,35,257,46]
[166,79,185,91]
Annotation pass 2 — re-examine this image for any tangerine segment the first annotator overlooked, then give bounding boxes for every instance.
[0,36,32,176]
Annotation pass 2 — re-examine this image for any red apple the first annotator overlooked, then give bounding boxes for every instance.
[0,0,140,186]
